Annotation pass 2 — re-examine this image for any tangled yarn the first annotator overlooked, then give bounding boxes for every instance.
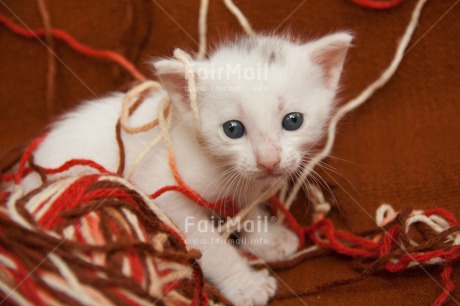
[268,192,460,305]
[1,139,459,305]
[0,136,232,305]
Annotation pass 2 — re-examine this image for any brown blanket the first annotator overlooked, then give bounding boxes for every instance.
[1,0,459,304]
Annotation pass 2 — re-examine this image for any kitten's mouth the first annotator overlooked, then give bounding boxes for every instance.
[256,173,283,180]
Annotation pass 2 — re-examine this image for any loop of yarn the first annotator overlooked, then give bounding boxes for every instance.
[376,203,397,226]
[120,80,164,134]
[125,99,173,178]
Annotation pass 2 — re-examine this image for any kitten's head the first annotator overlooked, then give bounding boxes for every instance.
[153,32,352,182]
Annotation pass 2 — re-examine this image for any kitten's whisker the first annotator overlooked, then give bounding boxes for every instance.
[215,169,237,197]
[325,155,361,166]
[232,171,249,217]
[216,168,240,214]
[301,155,360,196]
[307,170,342,220]
[302,156,360,196]
[314,163,360,195]
[200,166,235,198]
[305,173,336,217]
[199,167,240,217]
[308,168,336,200]
[290,167,312,218]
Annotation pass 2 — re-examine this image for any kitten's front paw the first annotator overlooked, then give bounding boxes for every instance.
[222,268,276,306]
[242,224,299,262]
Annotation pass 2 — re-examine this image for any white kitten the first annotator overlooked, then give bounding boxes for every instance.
[22,32,352,305]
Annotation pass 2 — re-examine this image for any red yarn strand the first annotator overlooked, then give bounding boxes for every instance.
[432,264,454,306]
[0,15,146,82]
[15,134,46,184]
[270,196,305,249]
[350,0,404,10]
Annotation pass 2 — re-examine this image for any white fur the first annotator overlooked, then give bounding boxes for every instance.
[21,33,351,306]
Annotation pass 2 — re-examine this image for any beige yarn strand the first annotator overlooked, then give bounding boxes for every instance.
[126,98,173,179]
[120,80,163,134]
[173,48,206,145]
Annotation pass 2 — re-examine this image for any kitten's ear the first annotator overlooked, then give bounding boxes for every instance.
[307,32,353,90]
[152,59,192,110]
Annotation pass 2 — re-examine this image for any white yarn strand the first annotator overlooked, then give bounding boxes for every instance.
[282,0,429,215]
[375,204,396,226]
[26,176,78,217]
[47,254,103,305]
[0,280,34,306]
[197,0,210,59]
[0,254,17,269]
[222,0,255,36]
[249,245,320,266]
[6,185,33,230]
[145,257,162,297]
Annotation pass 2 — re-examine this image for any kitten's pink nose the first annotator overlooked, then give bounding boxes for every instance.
[257,157,280,173]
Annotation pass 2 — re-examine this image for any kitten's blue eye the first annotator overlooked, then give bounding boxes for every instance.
[223,120,245,139]
[282,112,304,131]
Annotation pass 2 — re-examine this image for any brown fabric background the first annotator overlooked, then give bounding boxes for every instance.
[0,0,459,305]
